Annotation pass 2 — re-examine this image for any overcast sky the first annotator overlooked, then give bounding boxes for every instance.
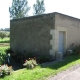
[0,0,80,29]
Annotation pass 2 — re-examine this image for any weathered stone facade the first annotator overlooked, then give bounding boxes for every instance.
[55,13,80,48]
[10,12,80,60]
[10,13,55,60]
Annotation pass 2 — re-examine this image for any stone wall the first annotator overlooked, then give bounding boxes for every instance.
[11,12,80,60]
[10,13,55,60]
[55,13,80,50]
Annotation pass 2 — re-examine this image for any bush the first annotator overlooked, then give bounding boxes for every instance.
[25,52,38,59]
[5,48,13,54]
[5,49,26,63]
[74,45,80,55]
[0,64,13,77]
[23,57,38,69]
[22,52,52,64]
[0,53,5,65]
[70,43,80,55]
[0,51,11,65]
[0,32,6,39]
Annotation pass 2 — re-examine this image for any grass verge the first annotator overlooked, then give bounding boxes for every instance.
[0,55,80,80]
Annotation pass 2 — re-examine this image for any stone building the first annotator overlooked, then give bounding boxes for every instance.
[10,12,80,60]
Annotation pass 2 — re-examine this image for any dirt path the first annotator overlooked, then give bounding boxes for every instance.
[0,43,10,47]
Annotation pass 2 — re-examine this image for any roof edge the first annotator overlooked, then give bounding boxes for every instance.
[10,12,80,21]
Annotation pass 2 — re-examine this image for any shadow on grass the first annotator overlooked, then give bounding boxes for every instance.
[8,55,80,71]
[40,55,80,70]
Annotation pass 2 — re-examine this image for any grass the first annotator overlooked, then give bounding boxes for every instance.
[0,46,10,54]
[0,46,80,80]
[0,55,80,80]
[0,37,10,43]
[0,37,10,53]
[0,37,79,79]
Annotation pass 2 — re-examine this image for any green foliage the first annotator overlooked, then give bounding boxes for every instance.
[9,0,30,19]
[69,43,80,55]
[7,33,10,37]
[0,65,13,77]
[22,52,51,63]
[0,47,12,77]
[33,0,45,15]
[0,53,5,65]
[0,47,10,65]
[0,46,10,54]
[0,55,80,80]
[0,53,11,66]
[0,37,10,43]
[74,47,80,55]
[18,51,52,64]
[23,58,38,69]
[5,48,13,54]
[0,31,9,40]
[5,32,10,38]
[0,32,6,39]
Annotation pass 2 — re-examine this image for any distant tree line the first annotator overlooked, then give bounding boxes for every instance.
[0,28,10,32]
[9,0,45,19]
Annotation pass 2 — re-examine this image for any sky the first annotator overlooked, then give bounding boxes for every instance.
[0,0,80,29]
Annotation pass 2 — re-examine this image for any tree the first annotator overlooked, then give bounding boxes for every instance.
[9,0,30,19]
[33,0,45,15]
[0,32,6,39]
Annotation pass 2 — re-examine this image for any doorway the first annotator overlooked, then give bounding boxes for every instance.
[58,31,65,53]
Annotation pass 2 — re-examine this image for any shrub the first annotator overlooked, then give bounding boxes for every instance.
[23,57,38,69]
[23,52,52,64]
[0,52,11,65]
[0,32,8,39]
[4,53,11,65]
[74,45,80,55]
[5,48,13,54]
[23,52,47,63]
[5,49,24,63]
[0,32,10,39]
[70,43,80,55]
[0,64,13,77]
[0,53,5,65]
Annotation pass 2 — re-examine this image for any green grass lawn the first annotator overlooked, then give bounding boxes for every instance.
[0,37,10,43]
[0,46,10,54]
[0,55,80,80]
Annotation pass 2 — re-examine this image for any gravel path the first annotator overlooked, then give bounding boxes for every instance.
[47,64,80,80]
